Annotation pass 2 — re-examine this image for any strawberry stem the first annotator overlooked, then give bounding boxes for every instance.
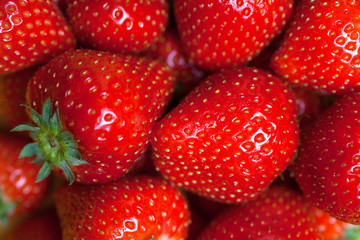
[11,98,88,184]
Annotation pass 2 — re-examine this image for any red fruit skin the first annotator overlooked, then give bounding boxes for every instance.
[151,67,299,203]
[271,0,360,95]
[197,186,323,240]
[0,133,50,220]
[144,29,205,97]
[313,207,347,240]
[66,0,168,54]
[26,49,175,184]
[54,175,191,239]
[5,208,62,240]
[0,67,36,129]
[291,92,360,224]
[174,0,294,71]
[0,0,76,74]
[291,86,323,128]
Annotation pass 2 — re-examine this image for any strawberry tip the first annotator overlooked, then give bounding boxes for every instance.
[11,98,88,185]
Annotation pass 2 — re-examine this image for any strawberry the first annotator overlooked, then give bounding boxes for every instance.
[12,49,176,184]
[0,0,76,74]
[291,86,324,128]
[66,0,168,54]
[53,175,191,239]
[291,91,360,224]
[5,208,61,240]
[0,67,36,130]
[151,67,299,203]
[197,186,323,239]
[0,132,50,226]
[271,0,360,95]
[173,0,294,71]
[144,28,205,98]
[313,207,348,240]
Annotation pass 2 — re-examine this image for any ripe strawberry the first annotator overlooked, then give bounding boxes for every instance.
[0,67,36,130]
[66,0,168,54]
[12,49,176,184]
[0,132,50,226]
[313,207,348,240]
[291,86,323,128]
[5,208,61,240]
[0,0,76,74]
[53,175,191,239]
[174,0,294,71]
[291,91,360,224]
[197,186,323,239]
[271,0,360,95]
[151,67,299,203]
[144,28,205,98]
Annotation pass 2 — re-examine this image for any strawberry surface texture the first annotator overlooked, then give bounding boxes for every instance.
[1,0,360,239]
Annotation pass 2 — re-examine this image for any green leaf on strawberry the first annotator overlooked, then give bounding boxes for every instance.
[0,189,16,226]
[12,98,88,184]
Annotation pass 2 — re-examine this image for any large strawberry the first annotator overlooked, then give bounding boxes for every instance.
[271,0,360,95]
[66,0,168,54]
[54,175,190,239]
[291,91,360,224]
[0,0,76,74]
[0,132,50,227]
[151,67,299,203]
[197,186,323,239]
[173,0,294,71]
[12,49,175,184]
[0,67,36,130]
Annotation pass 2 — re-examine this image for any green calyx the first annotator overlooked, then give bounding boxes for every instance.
[0,189,16,226]
[342,225,360,240]
[11,98,89,184]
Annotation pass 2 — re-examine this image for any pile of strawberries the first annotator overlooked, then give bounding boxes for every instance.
[0,0,359,239]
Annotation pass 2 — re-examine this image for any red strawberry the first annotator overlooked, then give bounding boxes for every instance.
[12,49,176,184]
[0,132,50,226]
[174,0,294,71]
[151,67,299,203]
[313,207,348,240]
[53,175,191,239]
[5,208,61,240]
[0,67,36,130]
[66,0,168,54]
[197,186,323,239]
[144,28,205,98]
[291,91,360,224]
[291,86,324,128]
[0,0,76,74]
[271,0,360,95]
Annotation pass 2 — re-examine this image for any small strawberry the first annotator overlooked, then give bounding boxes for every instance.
[0,132,50,226]
[313,207,348,240]
[53,175,191,239]
[66,0,168,54]
[197,186,323,239]
[291,91,360,224]
[0,67,36,130]
[144,28,205,98]
[291,86,324,128]
[174,0,294,71]
[151,67,299,203]
[12,49,176,184]
[0,0,76,74]
[271,0,360,95]
[5,208,61,240]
